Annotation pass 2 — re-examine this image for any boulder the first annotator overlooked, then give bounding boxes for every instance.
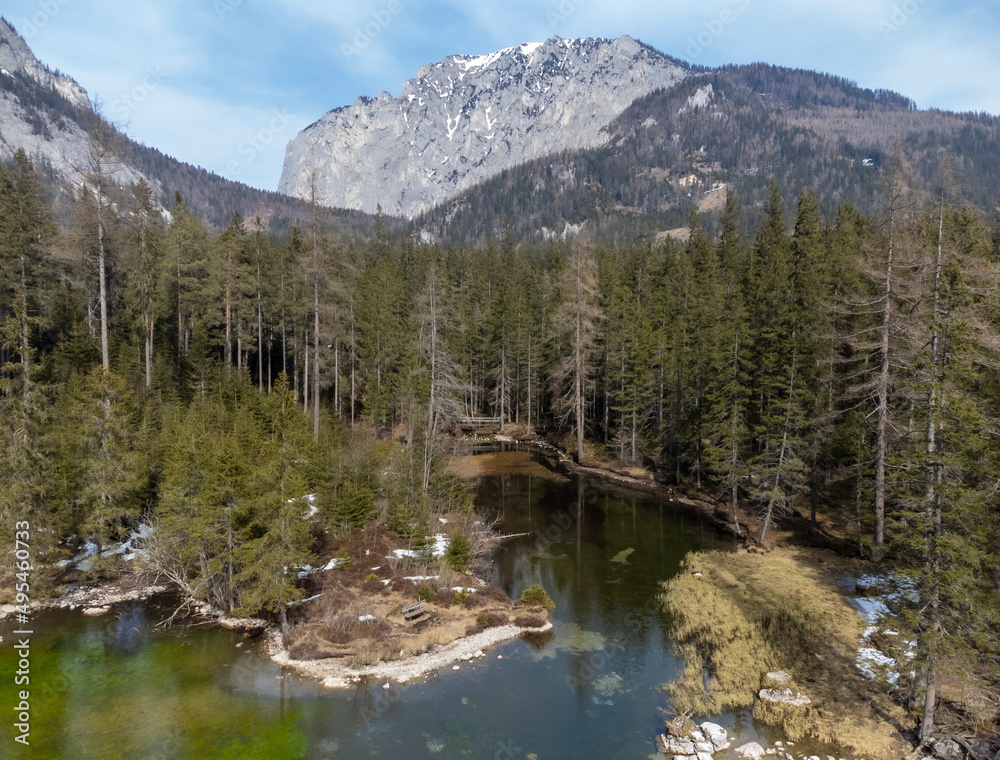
[699,722,730,752]
[759,687,811,706]
[660,735,697,755]
[734,742,767,760]
[765,670,792,683]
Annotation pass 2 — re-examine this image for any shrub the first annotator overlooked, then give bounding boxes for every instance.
[514,614,547,628]
[520,583,555,610]
[453,588,471,606]
[465,622,484,636]
[432,587,454,605]
[480,584,511,604]
[365,573,378,581]
[484,611,508,627]
[417,585,433,602]
[334,546,352,571]
[475,612,489,628]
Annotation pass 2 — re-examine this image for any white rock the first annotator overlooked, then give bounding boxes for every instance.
[734,742,767,760]
[759,688,811,706]
[382,682,391,690]
[473,650,484,658]
[278,36,689,218]
[697,753,714,760]
[396,675,409,684]
[660,736,696,755]
[452,665,460,671]
[765,670,792,683]
[699,722,730,752]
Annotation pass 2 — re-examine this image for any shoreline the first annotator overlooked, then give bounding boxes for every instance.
[267,621,553,688]
[0,571,170,620]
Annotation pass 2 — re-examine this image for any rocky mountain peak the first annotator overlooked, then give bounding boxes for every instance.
[0,17,91,110]
[278,35,689,217]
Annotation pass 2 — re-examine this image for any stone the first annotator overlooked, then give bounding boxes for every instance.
[734,742,767,760]
[765,670,792,683]
[660,735,697,755]
[396,675,409,684]
[697,753,714,760]
[699,722,730,752]
[82,606,110,616]
[932,740,962,760]
[278,36,688,218]
[759,688,811,706]
[382,682,391,690]
[452,665,460,671]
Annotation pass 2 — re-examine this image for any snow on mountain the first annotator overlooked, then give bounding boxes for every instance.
[278,35,690,218]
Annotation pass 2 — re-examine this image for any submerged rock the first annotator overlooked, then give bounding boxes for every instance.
[734,742,767,760]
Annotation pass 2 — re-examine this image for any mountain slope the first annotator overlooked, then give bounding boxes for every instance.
[413,64,1000,243]
[0,18,378,236]
[278,36,689,218]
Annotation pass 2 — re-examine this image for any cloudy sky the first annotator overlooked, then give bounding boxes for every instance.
[5,0,998,191]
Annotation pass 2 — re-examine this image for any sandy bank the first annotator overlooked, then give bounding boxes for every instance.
[268,621,553,688]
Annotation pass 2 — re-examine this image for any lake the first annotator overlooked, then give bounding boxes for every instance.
[2,451,794,759]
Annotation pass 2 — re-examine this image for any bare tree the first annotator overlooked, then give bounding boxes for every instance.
[551,235,603,462]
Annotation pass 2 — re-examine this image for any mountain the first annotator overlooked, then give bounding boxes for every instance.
[0,18,379,236]
[413,65,1000,243]
[278,36,689,218]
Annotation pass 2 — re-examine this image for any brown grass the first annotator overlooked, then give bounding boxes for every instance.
[660,546,911,758]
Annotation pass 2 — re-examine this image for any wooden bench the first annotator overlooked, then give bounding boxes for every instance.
[402,601,428,621]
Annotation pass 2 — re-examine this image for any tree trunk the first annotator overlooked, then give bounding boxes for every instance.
[98,218,110,372]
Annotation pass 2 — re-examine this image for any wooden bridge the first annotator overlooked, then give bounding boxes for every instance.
[457,416,502,429]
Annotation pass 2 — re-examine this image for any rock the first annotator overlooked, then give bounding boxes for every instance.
[660,735,697,755]
[396,675,409,684]
[473,650,484,658]
[452,665,460,671]
[759,688,811,706]
[697,753,714,760]
[932,740,962,760]
[82,606,110,616]
[735,742,767,760]
[695,742,715,754]
[765,670,792,683]
[278,36,688,218]
[382,682,391,690]
[699,722,730,752]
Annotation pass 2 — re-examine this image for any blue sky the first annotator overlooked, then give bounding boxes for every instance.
[5,0,999,191]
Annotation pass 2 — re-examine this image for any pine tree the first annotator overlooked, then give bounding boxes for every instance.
[551,235,602,462]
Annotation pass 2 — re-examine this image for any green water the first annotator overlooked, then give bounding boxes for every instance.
[1,459,783,759]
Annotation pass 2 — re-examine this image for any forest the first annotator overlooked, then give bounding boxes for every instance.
[1,143,999,735]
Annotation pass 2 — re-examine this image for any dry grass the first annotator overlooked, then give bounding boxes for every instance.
[285,546,534,666]
[660,546,911,758]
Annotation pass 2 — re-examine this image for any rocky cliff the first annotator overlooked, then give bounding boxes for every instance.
[278,35,689,217]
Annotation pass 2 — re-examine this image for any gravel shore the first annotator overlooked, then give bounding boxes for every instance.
[268,621,553,688]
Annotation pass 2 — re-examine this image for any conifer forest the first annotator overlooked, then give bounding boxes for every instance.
[1,145,999,734]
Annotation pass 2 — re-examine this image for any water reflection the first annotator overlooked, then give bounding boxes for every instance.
[2,454,737,758]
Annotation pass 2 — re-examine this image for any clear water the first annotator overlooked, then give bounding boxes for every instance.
[2,460,780,760]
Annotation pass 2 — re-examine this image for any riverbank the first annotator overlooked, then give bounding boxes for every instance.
[268,620,553,688]
[0,570,169,619]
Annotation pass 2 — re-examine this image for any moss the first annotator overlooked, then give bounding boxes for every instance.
[660,547,910,758]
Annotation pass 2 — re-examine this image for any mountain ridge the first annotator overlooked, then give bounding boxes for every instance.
[278,35,690,217]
